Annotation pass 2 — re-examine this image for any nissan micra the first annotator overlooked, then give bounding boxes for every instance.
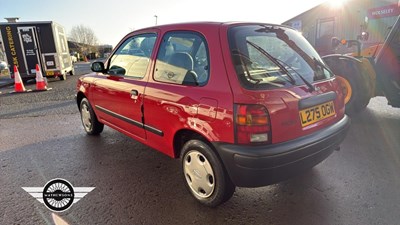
[76,22,350,207]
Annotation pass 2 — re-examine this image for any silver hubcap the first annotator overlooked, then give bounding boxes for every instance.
[81,104,92,131]
[183,150,215,199]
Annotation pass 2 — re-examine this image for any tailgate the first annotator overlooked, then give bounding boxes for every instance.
[262,79,345,143]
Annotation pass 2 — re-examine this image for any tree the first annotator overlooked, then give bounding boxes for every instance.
[69,25,99,58]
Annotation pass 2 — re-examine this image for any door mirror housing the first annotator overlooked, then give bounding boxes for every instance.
[91,61,105,72]
[357,32,369,41]
[331,37,341,49]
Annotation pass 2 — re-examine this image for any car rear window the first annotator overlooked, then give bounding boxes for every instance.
[228,25,334,90]
[154,31,210,86]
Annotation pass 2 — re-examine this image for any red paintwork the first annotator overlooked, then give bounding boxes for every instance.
[77,22,346,158]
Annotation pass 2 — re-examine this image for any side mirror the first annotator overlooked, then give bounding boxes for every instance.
[91,61,105,72]
[331,37,341,49]
[364,16,369,29]
[358,32,369,41]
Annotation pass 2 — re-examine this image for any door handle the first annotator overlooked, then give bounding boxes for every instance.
[130,90,139,100]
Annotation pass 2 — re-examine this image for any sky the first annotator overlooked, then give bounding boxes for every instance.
[0,0,328,47]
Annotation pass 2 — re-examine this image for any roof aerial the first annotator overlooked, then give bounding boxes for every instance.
[4,17,20,23]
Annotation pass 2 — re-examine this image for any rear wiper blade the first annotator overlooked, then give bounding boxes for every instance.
[246,40,315,92]
[274,57,316,92]
[246,40,296,85]
[313,57,334,74]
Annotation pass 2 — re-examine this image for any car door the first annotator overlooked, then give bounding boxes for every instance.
[375,17,400,106]
[143,31,222,156]
[92,33,157,140]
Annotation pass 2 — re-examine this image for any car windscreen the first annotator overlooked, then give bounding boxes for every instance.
[228,25,334,90]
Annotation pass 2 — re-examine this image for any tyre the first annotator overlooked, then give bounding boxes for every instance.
[336,66,370,115]
[80,98,104,135]
[180,139,235,207]
[323,56,370,116]
[60,73,67,81]
[69,68,74,76]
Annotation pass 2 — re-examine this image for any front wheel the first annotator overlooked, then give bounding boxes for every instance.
[80,98,104,135]
[181,139,235,207]
[60,73,67,81]
[323,56,370,116]
[336,72,370,116]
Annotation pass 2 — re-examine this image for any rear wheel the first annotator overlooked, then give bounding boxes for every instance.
[181,139,235,207]
[60,73,67,81]
[80,98,104,135]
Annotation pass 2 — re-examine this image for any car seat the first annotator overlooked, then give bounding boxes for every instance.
[168,52,198,86]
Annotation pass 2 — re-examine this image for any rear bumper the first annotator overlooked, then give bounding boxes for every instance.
[213,115,350,187]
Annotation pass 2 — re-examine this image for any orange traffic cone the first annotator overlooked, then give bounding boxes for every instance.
[35,64,51,91]
[11,65,31,93]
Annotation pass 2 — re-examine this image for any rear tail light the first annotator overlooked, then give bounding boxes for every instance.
[235,104,271,144]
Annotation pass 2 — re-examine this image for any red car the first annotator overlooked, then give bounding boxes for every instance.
[76,22,350,206]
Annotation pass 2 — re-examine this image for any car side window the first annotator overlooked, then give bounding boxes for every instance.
[108,33,156,78]
[154,32,210,86]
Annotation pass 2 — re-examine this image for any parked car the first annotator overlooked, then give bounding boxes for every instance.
[76,22,350,207]
[0,61,7,70]
[0,60,10,77]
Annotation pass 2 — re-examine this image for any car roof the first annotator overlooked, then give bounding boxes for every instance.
[132,21,286,33]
